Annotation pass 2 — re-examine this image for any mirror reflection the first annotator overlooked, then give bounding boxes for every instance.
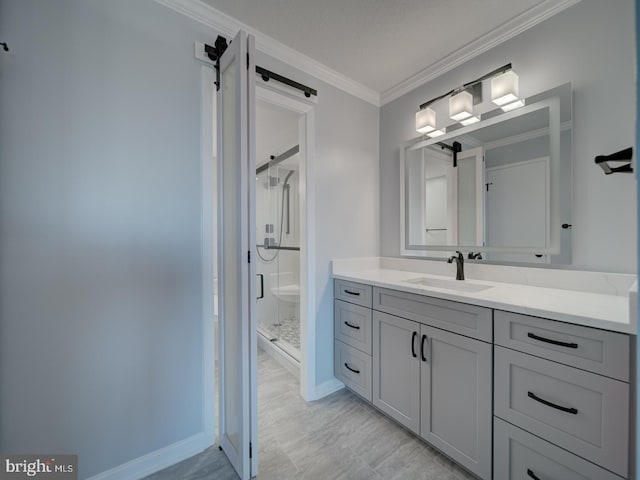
[402,84,572,264]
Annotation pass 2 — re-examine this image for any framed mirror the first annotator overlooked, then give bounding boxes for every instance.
[400,83,572,264]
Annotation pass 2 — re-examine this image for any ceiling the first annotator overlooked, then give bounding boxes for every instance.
[200,0,561,96]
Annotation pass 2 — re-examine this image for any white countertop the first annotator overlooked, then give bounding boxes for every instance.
[333,263,636,334]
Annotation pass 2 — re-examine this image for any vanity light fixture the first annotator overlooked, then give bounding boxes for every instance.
[449,90,474,122]
[416,107,437,134]
[416,63,524,135]
[491,70,525,111]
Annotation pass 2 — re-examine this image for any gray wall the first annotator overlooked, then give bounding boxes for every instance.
[380,0,637,273]
[0,0,379,477]
[0,1,215,477]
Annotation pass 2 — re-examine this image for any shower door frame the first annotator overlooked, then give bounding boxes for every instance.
[255,80,318,403]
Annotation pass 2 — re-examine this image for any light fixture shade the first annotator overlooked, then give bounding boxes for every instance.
[492,70,520,106]
[460,116,480,126]
[427,128,446,138]
[416,107,437,134]
[449,91,473,121]
[500,99,526,112]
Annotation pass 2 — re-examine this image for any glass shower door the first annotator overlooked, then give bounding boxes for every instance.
[256,164,282,343]
[255,150,301,361]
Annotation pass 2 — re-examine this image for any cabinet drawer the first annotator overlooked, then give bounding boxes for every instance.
[334,300,372,355]
[494,346,629,477]
[494,417,623,480]
[334,279,372,307]
[495,310,629,382]
[373,287,492,342]
[335,340,372,402]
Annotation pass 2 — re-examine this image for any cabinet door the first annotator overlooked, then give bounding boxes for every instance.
[420,325,492,480]
[372,311,421,434]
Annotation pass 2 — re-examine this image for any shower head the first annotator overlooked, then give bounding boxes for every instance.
[283,169,296,187]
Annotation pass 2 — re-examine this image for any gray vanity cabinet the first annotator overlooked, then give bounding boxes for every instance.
[372,309,492,480]
[336,279,633,480]
[420,325,492,480]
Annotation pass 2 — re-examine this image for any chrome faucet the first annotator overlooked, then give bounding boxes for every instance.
[447,251,465,280]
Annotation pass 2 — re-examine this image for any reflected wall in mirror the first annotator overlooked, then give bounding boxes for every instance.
[401,84,572,264]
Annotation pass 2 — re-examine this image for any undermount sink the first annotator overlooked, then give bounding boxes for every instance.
[403,277,492,293]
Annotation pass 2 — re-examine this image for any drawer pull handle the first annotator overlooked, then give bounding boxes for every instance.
[344,321,360,330]
[526,469,541,480]
[528,391,578,415]
[344,363,360,374]
[411,331,417,358]
[421,334,428,363]
[344,289,360,296]
[527,332,578,349]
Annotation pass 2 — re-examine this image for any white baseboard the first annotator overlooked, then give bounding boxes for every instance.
[86,432,211,480]
[310,378,344,401]
[257,333,300,379]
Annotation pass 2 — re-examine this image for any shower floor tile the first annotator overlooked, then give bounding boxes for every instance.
[263,315,300,351]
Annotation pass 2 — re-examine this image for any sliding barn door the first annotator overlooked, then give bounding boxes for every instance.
[216,30,257,480]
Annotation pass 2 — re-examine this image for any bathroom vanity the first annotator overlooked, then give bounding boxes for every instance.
[332,258,636,480]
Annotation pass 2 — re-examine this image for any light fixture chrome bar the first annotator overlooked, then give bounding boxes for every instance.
[418,63,512,111]
[461,63,512,90]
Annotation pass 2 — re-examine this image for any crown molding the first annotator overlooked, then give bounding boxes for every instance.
[154,0,381,106]
[380,0,583,105]
[156,0,581,109]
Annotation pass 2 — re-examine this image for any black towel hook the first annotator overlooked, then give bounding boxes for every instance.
[0,42,8,52]
[595,147,633,175]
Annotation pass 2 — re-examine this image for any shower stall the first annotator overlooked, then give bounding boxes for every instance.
[256,146,301,362]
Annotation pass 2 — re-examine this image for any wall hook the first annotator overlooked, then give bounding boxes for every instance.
[595,147,633,175]
[1,42,8,52]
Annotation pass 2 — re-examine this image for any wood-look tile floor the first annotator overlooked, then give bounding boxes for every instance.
[145,349,476,480]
